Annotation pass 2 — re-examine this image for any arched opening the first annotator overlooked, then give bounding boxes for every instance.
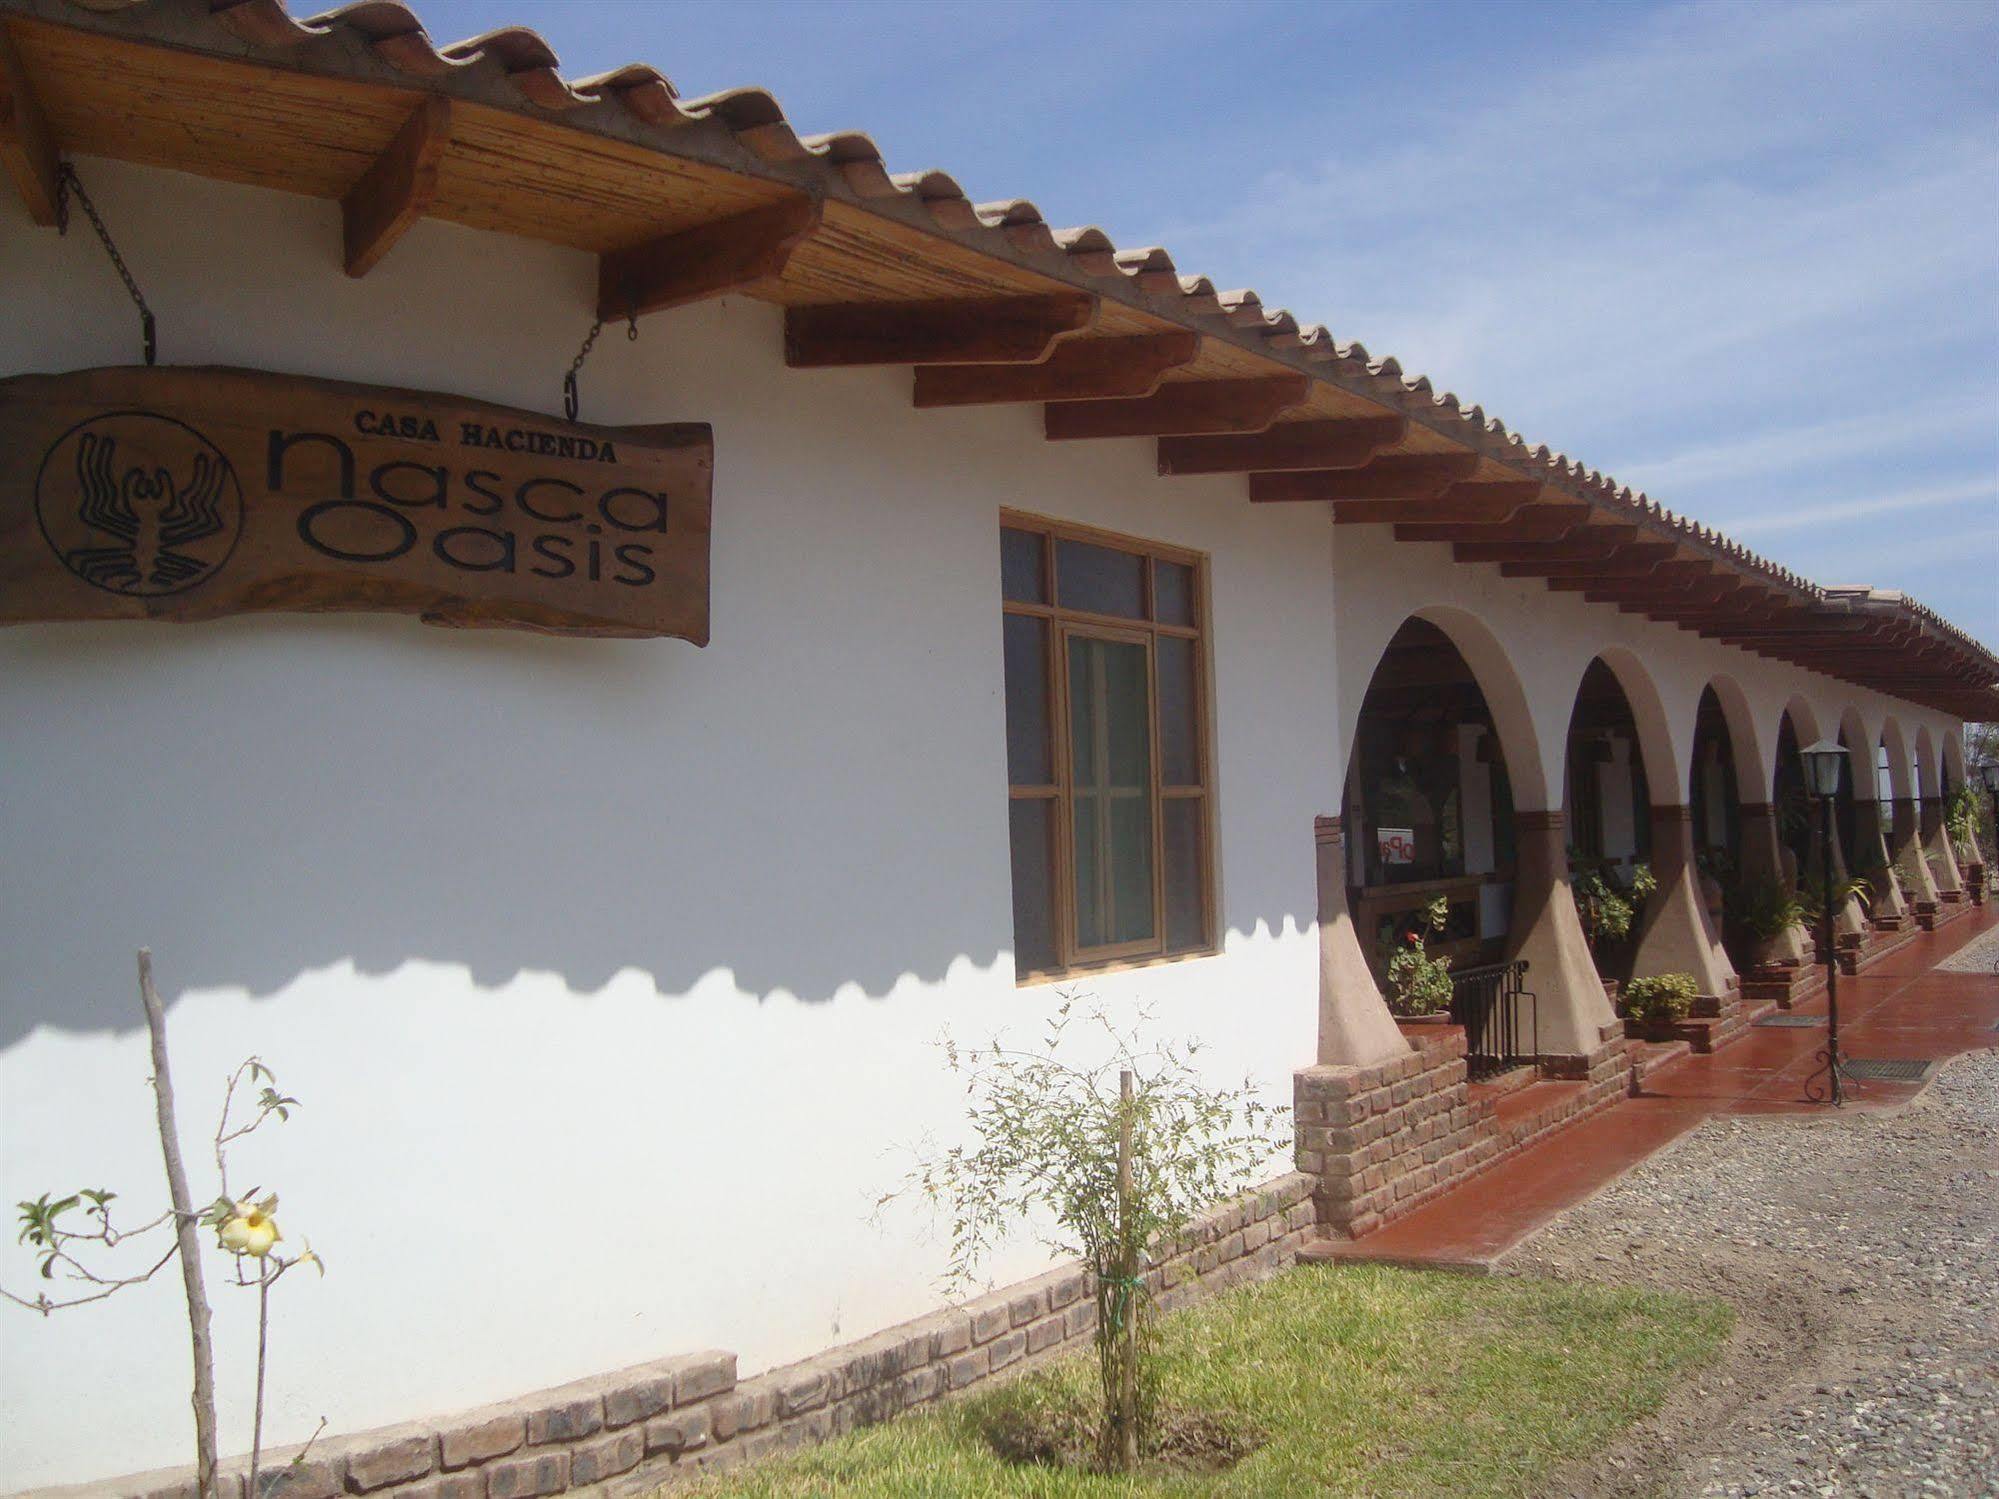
[1691,687,1742,869]
[1560,659,1653,982]
[1774,708,1813,875]
[1839,711,1905,925]
[1343,618,1517,981]
[1879,720,1937,908]
[1342,616,1572,1076]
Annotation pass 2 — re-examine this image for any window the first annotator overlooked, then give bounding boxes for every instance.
[1000,514,1214,979]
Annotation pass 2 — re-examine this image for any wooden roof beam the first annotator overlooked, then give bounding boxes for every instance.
[912,332,1198,407]
[342,96,451,278]
[1390,500,1595,543]
[0,24,58,226]
[1455,535,1655,567]
[602,196,823,321]
[1046,375,1310,440]
[1157,414,1407,475]
[1704,618,1877,641]
[1497,542,1681,579]
[1330,480,1544,525]
[1540,554,1704,589]
[788,291,1095,367]
[1259,452,1478,505]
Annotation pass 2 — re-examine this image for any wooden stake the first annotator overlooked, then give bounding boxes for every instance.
[1117,1067,1137,1473]
[138,949,219,1499]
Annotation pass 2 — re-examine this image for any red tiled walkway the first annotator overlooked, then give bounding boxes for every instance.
[1303,909,1999,1272]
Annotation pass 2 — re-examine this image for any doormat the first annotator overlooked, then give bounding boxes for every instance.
[1841,1058,1934,1082]
[1753,1014,1825,1028]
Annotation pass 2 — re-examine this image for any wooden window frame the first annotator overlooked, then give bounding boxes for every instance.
[1000,509,1218,983]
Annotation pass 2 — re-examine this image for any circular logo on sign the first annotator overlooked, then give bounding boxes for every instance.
[35,410,244,597]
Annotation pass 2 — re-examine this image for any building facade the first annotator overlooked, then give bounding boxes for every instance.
[0,2,1993,1491]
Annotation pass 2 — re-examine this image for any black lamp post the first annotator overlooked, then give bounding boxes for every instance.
[1801,740,1852,1106]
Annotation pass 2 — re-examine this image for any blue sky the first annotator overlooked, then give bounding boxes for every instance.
[419,0,1998,642]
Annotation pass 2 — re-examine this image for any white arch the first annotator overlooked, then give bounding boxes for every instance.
[1942,728,1968,793]
[1914,724,1941,801]
[1582,646,1682,803]
[1879,717,1915,802]
[1837,705,1876,798]
[1339,604,1552,813]
[1702,673,1768,798]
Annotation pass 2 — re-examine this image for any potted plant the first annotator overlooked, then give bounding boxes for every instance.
[1385,894,1454,1022]
[1572,859,1655,975]
[1620,972,1698,1038]
[1730,877,1808,967]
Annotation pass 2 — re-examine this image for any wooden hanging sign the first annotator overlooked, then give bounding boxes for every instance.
[0,366,713,642]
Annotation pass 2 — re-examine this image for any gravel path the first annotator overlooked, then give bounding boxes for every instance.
[1515,1048,1999,1499]
[1935,918,1999,975]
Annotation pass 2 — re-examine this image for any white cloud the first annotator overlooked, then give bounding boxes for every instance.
[1613,397,1999,492]
[1723,476,1998,534]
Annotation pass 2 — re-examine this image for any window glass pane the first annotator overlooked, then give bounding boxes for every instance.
[1157,635,1200,786]
[1067,634,1156,949]
[1056,538,1145,619]
[1002,614,1051,785]
[1001,527,1046,604]
[1163,798,1207,951]
[1110,797,1156,945]
[1008,799,1058,974]
[1154,560,1195,626]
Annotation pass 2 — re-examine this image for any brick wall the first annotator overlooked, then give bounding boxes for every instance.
[34,1176,1317,1499]
[1294,1022,1634,1239]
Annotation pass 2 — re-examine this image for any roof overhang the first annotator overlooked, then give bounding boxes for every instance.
[3,0,1994,719]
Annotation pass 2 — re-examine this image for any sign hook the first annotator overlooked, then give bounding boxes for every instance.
[563,299,641,421]
[56,166,157,367]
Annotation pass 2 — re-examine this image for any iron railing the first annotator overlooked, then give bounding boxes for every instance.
[1449,959,1537,1080]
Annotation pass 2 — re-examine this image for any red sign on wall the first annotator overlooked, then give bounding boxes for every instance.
[1377,827,1416,865]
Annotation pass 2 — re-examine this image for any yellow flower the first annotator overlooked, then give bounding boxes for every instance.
[217,1199,280,1258]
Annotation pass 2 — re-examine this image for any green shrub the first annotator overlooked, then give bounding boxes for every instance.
[1727,877,1806,939]
[1622,973,1698,1023]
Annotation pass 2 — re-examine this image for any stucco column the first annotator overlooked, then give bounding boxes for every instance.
[1314,816,1410,1066]
[1851,799,1908,920]
[1504,810,1615,1057]
[1738,802,1810,964]
[1889,798,1939,905]
[1630,805,1737,998]
[1920,799,1964,896]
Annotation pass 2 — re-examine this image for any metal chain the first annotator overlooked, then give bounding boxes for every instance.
[57,165,157,366]
[561,302,640,421]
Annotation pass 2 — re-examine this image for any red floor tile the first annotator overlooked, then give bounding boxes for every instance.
[1303,909,1999,1271]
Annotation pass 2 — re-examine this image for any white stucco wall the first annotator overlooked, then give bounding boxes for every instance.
[0,161,1338,1487]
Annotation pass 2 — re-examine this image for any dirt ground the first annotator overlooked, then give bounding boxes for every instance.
[1514,1045,1999,1499]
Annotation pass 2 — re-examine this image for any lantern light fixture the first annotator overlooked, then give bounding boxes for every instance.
[1800,740,1846,801]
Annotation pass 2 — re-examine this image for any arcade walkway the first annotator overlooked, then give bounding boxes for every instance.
[1300,907,1999,1271]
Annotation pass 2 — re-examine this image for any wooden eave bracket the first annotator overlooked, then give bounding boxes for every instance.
[786,292,1095,367]
[603,195,824,320]
[1261,452,1478,505]
[1156,414,1407,476]
[1329,480,1544,526]
[1387,499,1592,541]
[0,24,59,226]
[1046,375,1310,440]
[343,96,452,277]
[912,331,1198,406]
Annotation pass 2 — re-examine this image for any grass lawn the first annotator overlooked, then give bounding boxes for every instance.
[681,1264,1732,1497]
